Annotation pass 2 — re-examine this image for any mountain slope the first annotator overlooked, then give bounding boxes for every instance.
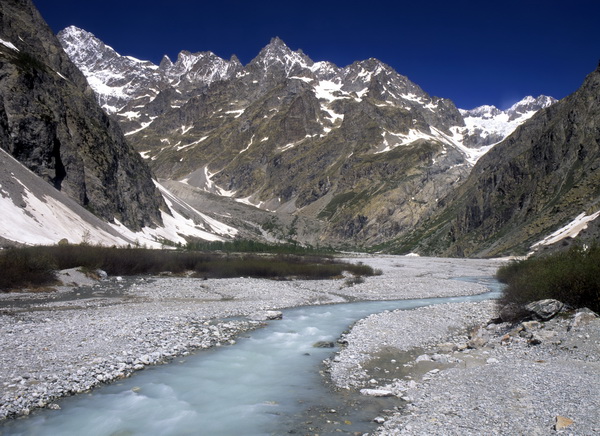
[58,30,475,246]
[0,147,236,247]
[399,65,600,257]
[0,0,165,231]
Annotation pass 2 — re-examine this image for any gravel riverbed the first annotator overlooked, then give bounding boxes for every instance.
[1,256,505,426]
[327,281,600,435]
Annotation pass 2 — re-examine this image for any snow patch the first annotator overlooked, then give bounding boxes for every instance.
[203,166,236,197]
[0,185,127,246]
[531,211,600,249]
[0,38,19,52]
[176,136,208,151]
[119,111,141,119]
[239,135,255,154]
[124,117,156,136]
[224,109,245,118]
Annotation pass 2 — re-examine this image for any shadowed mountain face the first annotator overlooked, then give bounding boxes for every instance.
[398,65,600,257]
[0,0,166,231]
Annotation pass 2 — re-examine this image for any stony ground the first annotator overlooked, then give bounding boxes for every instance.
[327,296,600,435]
[0,255,504,426]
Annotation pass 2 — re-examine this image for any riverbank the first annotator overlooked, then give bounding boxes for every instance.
[328,293,600,435]
[0,256,501,421]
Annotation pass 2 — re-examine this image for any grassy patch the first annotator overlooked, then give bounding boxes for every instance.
[0,245,377,291]
[496,244,600,315]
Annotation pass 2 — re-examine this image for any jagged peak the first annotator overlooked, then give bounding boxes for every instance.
[250,37,313,72]
[342,58,398,81]
[58,25,89,38]
[461,96,556,118]
[58,25,105,49]
[507,95,557,113]
[460,104,502,118]
[268,36,287,47]
[159,54,173,70]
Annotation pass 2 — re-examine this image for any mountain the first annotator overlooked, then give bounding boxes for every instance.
[396,65,600,257]
[0,0,237,247]
[58,28,556,248]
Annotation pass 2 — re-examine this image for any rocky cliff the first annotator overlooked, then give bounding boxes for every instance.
[400,64,600,257]
[0,0,166,230]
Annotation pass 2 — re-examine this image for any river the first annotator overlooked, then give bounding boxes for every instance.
[1,278,501,435]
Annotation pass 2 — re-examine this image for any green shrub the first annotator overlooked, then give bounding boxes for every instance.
[185,238,335,255]
[496,244,600,314]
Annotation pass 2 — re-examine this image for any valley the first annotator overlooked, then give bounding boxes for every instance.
[1,1,599,434]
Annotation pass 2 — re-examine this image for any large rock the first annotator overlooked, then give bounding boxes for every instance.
[524,299,564,321]
[249,310,283,321]
[568,308,599,330]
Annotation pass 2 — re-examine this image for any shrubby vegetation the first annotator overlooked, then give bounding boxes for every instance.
[0,244,376,291]
[496,244,600,314]
[185,239,335,255]
[0,248,57,290]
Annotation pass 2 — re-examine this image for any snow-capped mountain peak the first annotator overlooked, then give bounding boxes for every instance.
[457,95,557,148]
[506,95,556,121]
[249,36,313,76]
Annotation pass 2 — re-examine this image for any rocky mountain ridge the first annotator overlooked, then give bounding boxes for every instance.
[57,27,557,248]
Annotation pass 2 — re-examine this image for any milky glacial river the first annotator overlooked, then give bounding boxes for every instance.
[2,279,501,436]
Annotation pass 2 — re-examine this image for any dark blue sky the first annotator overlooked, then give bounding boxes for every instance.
[35,0,599,110]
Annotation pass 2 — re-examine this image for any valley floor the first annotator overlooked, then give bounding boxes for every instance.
[2,256,596,434]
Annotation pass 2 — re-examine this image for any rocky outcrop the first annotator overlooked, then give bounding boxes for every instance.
[0,0,166,230]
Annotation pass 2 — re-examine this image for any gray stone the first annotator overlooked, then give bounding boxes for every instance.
[525,299,564,321]
[313,341,335,348]
[360,389,394,397]
[568,308,599,331]
[521,320,541,331]
[249,310,283,321]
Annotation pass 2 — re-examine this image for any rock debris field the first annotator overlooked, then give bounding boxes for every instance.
[1,255,598,435]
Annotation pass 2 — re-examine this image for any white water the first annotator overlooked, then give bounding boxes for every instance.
[2,280,501,436]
